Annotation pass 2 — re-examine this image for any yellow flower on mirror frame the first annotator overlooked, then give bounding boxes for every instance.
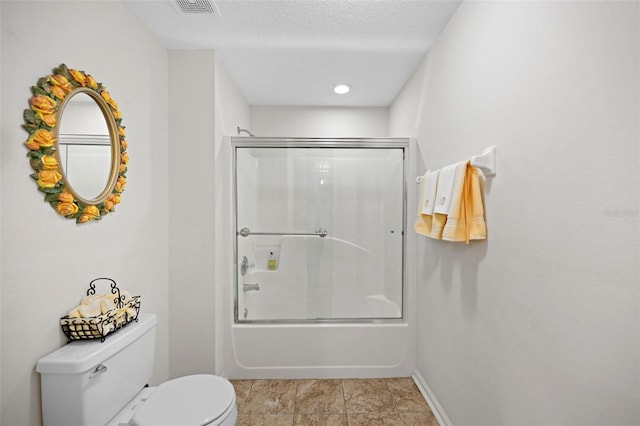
[22,64,128,223]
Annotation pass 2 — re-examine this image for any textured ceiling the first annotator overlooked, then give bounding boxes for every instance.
[122,0,461,106]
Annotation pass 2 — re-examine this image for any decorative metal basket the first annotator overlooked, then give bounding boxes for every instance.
[59,278,141,342]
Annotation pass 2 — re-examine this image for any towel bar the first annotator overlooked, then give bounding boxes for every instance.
[416,145,497,183]
[237,227,328,238]
[470,145,497,176]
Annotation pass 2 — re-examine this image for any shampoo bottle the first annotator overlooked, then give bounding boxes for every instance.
[267,252,277,271]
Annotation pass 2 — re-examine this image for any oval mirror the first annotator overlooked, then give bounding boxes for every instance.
[57,90,115,202]
[22,64,128,224]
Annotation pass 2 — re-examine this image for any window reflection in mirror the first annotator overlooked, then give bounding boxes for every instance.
[57,92,112,201]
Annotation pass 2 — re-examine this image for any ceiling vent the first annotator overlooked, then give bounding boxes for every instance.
[173,0,218,15]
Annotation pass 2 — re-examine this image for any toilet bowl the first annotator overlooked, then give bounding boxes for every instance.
[36,313,236,426]
[109,375,237,426]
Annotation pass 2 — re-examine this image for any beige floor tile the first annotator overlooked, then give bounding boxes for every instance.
[230,379,254,414]
[399,411,439,426]
[230,379,254,397]
[342,379,396,413]
[385,377,431,412]
[232,377,433,424]
[347,412,405,425]
[295,379,346,414]
[293,413,348,425]
[236,414,294,426]
[242,379,297,415]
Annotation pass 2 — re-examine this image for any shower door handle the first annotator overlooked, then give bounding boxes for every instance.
[243,283,260,292]
[238,227,328,238]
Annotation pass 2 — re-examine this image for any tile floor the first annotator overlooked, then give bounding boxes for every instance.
[230,377,438,426]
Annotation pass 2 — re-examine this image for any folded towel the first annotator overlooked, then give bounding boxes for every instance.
[420,171,439,215]
[431,161,467,239]
[81,294,101,306]
[102,322,115,335]
[78,301,101,318]
[71,292,127,318]
[414,171,439,236]
[466,166,487,241]
[100,297,116,315]
[125,307,138,320]
[442,164,487,243]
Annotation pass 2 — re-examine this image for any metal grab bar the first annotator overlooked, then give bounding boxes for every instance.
[238,227,328,238]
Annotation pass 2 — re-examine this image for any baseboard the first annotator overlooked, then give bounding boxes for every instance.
[412,369,453,426]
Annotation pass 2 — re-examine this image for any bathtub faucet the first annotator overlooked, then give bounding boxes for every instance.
[243,283,260,292]
[240,256,255,276]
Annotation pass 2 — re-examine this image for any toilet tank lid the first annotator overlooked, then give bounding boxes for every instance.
[36,313,157,375]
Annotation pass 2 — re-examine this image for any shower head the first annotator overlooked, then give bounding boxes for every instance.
[237,126,255,137]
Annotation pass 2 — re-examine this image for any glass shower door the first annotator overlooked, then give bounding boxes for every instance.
[234,144,405,322]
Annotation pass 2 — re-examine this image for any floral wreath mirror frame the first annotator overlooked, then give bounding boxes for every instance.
[22,64,127,223]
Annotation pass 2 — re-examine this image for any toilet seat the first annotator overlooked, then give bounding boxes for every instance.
[131,374,236,426]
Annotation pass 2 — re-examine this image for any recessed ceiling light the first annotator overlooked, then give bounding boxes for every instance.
[334,84,350,95]
[173,0,218,14]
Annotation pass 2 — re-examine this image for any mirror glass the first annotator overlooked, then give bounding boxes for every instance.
[57,92,112,201]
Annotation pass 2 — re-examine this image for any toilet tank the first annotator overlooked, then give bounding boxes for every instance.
[36,313,157,426]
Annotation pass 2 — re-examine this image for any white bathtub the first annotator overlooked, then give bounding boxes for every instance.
[220,137,417,379]
[225,321,414,379]
[228,228,412,379]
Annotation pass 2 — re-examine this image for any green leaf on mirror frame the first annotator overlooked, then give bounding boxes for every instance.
[22,123,38,133]
[31,86,48,97]
[23,109,36,124]
[44,193,59,202]
[42,147,56,156]
[53,64,68,75]
[38,187,60,194]
[29,158,42,171]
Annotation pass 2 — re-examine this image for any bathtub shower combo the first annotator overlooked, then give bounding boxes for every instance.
[226,138,415,379]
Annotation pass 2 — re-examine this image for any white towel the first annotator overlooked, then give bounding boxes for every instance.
[433,161,465,215]
[419,171,439,215]
[430,161,467,239]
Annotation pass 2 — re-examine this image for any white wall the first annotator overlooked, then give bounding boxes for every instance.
[250,106,388,137]
[167,51,250,379]
[0,1,170,425]
[391,1,639,425]
[0,3,4,418]
[167,50,217,379]
[213,58,250,375]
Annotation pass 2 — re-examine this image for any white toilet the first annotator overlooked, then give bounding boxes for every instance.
[36,313,237,426]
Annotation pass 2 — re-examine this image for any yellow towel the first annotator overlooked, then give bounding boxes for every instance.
[442,164,487,243]
[414,186,432,236]
[467,166,487,241]
[414,213,432,237]
[78,301,101,318]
